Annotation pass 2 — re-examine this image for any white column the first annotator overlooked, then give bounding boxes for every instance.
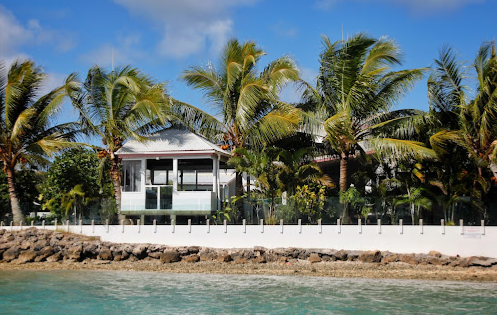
[172,158,178,194]
[140,159,146,192]
[217,154,221,211]
[212,156,218,194]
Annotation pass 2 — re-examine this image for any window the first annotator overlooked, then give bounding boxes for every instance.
[122,160,142,192]
[178,159,213,191]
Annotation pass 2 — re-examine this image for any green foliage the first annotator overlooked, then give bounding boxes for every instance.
[292,185,327,223]
[39,148,113,218]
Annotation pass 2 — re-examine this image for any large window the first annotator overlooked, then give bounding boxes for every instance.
[122,160,142,192]
[178,159,213,191]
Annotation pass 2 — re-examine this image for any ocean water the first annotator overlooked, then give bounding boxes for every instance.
[0,271,496,314]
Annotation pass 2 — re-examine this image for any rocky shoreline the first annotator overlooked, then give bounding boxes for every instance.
[1,228,497,282]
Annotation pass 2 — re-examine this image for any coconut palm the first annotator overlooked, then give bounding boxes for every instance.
[300,33,431,223]
[429,42,497,179]
[72,66,170,219]
[0,60,80,223]
[181,39,301,211]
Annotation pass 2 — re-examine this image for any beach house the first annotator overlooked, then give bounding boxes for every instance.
[116,128,235,223]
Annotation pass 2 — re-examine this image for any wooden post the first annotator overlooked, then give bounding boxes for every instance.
[242,219,246,233]
[337,219,341,234]
[419,219,423,234]
[318,219,322,234]
[298,219,302,234]
[280,219,284,234]
[377,219,381,234]
[441,219,445,235]
[260,219,264,233]
[399,219,403,234]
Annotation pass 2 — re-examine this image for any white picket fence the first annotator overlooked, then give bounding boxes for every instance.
[2,219,496,258]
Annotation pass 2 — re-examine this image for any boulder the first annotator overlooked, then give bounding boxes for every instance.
[67,245,83,261]
[132,245,148,259]
[17,250,38,264]
[251,256,266,264]
[160,250,181,263]
[34,246,55,262]
[400,254,419,265]
[3,246,20,262]
[234,258,248,264]
[98,248,113,260]
[428,251,442,258]
[46,252,63,262]
[187,246,200,255]
[333,250,348,261]
[358,250,382,263]
[468,257,497,267]
[216,253,232,263]
[32,240,48,251]
[148,252,162,259]
[183,255,200,263]
[309,253,322,263]
[382,254,399,263]
[427,257,443,266]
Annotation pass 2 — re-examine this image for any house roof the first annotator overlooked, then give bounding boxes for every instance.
[116,128,231,157]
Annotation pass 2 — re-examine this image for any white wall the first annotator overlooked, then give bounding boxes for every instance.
[4,223,496,258]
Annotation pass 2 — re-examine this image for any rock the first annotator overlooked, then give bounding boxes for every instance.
[183,255,200,263]
[358,250,382,263]
[17,250,38,264]
[32,240,48,251]
[234,258,248,264]
[187,246,200,255]
[160,250,181,263]
[400,254,419,265]
[427,257,443,266]
[309,253,322,263]
[148,252,162,259]
[217,253,232,263]
[98,248,113,260]
[333,250,348,261]
[67,245,83,261]
[128,255,139,262]
[82,243,100,257]
[3,246,20,262]
[132,245,148,259]
[34,246,55,262]
[428,251,442,258]
[382,254,399,263]
[468,257,497,267]
[46,252,63,262]
[113,254,123,261]
[254,246,266,255]
[252,256,266,264]
[277,256,288,263]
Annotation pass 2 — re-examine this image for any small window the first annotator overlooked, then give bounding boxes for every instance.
[122,160,142,192]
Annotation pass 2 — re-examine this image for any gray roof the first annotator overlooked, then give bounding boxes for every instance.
[116,128,231,156]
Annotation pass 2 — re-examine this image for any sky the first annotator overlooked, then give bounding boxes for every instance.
[1,0,496,123]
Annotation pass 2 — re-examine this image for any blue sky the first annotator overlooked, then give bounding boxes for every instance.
[1,0,495,122]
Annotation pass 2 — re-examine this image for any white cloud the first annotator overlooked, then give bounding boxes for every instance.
[314,0,488,13]
[0,5,76,60]
[114,0,258,58]
[80,34,145,67]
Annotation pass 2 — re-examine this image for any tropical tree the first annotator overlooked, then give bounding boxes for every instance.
[428,42,497,219]
[72,66,169,219]
[299,33,431,223]
[181,39,301,213]
[0,60,80,223]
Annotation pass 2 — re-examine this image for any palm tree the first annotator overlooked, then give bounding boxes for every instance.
[300,33,431,223]
[0,60,80,224]
[72,66,169,220]
[181,39,301,213]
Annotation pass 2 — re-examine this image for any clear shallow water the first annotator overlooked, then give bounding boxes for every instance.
[0,271,496,314]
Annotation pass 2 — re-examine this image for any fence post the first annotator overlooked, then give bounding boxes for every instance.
[441,219,445,234]
[298,219,302,234]
[280,219,284,234]
[91,220,94,233]
[137,219,141,233]
[224,220,227,233]
[188,219,191,233]
[121,220,125,233]
[153,219,157,233]
[42,220,45,229]
[377,219,381,234]
[172,219,175,233]
[79,220,82,233]
[0,221,3,228]
[242,219,246,233]
[337,219,341,234]
[399,219,403,234]
[419,219,423,234]
[10,221,13,231]
[358,219,362,234]
[260,219,264,233]
[66,220,70,232]
[20,221,23,230]
[206,219,209,233]
[459,219,464,235]
[481,220,485,235]
[54,219,57,230]
[31,220,34,227]
[318,219,322,234]
[106,219,109,233]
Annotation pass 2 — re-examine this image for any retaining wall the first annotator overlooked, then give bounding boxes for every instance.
[2,221,496,258]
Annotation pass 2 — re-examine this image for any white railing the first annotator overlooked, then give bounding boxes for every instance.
[2,219,496,258]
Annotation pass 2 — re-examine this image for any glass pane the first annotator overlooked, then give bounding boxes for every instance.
[145,187,158,209]
[197,170,213,191]
[159,186,173,209]
[122,160,142,192]
[153,170,168,185]
[179,170,196,191]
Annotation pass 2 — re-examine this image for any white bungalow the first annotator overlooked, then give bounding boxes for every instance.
[116,128,236,223]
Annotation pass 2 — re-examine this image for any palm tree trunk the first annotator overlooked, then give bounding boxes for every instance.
[235,172,244,221]
[5,167,24,224]
[110,159,125,223]
[339,153,351,224]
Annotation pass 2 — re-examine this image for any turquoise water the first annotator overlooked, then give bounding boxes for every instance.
[0,271,496,314]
